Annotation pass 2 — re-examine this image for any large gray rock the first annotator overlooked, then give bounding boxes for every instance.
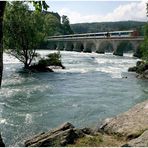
[127,130,148,147]
[25,122,85,147]
[99,100,148,139]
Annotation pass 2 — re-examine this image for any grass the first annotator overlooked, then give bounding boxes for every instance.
[69,132,127,147]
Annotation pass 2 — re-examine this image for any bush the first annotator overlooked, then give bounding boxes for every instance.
[46,52,62,66]
[141,24,148,62]
[34,52,65,69]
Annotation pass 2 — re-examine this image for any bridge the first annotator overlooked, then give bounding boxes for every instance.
[47,31,144,56]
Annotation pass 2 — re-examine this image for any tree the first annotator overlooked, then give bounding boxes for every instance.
[141,24,148,62]
[140,3,148,62]
[0,1,6,87]
[0,1,48,87]
[61,15,73,35]
[4,2,49,69]
[44,13,62,36]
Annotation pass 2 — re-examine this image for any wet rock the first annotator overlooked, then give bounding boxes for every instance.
[0,134,5,147]
[98,100,148,140]
[128,61,148,78]
[128,66,137,72]
[127,130,148,147]
[136,61,144,67]
[25,122,84,147]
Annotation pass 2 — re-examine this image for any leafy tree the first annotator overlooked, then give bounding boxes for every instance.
[32,1,49,12]
[140,3,148,62]
[45,13,62,36]
[62,15,73,35]
[0,1,49,87]
[141,24,148,62]
[0,1,6,87]
[4,2,49,69]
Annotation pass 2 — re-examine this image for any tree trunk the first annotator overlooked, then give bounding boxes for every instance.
[0,1,6,88]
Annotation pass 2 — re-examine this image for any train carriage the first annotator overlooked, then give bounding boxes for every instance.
[48,30,139,39]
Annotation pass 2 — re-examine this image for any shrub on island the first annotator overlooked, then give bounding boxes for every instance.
[28,52,65,72]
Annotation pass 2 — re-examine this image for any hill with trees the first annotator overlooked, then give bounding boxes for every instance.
[70,21,146,35]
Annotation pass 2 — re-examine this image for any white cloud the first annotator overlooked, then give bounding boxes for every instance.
[58,1,147,23]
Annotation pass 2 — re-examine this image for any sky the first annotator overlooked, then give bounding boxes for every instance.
[30,0,148,24]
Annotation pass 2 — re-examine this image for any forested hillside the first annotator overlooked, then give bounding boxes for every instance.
[71,21,146,35]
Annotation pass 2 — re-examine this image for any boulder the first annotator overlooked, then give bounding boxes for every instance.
[136,61,144,67]
[128,61,148,78]
[99,100,148,140]
[127,130,148,147]
[25,122,85,147]
[0,134,5,147]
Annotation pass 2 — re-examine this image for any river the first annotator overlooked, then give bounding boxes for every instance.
[0,50,148,146]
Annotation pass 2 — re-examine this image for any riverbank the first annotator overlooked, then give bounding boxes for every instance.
[128,60,148,79]
[23,99,148,147]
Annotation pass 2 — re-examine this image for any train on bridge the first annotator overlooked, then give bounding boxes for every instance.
[49,30,139,39]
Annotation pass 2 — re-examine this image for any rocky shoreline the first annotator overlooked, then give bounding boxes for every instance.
[128,60,148,79]
[1,99,147,147]
[23,99,148,147]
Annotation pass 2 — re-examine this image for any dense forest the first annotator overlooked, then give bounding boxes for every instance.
[71,21,146,35]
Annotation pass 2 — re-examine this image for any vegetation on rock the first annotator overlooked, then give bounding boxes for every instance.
[28,52,65,72]
[141,24,148,62]
[128,5,148,77]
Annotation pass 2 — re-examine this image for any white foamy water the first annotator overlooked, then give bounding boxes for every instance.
[0,50,148,146]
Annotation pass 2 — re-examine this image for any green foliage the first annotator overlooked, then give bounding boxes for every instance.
[70,134,125,147]
[38,52,62,67]
[32,1,49,12]
[61,15,73,35]
[44,13,62,36]
[72,135,103,147]
[71,21,146,34]
[46,52,61,65]
[39,14,74,48]
[3,2,48,68]
[141,24,148,62]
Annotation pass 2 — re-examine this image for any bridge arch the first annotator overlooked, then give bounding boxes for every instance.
[47,42,57,50]
[96,41,113,54]
[84,42,96,53]
[64,42,74,51]
[113,41,134,56]
[130,41,142,58]
[57,42,64,50]
[73,42,84,52]
[53,44,57,50]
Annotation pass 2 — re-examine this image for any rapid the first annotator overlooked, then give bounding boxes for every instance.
[0,50,148,146]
